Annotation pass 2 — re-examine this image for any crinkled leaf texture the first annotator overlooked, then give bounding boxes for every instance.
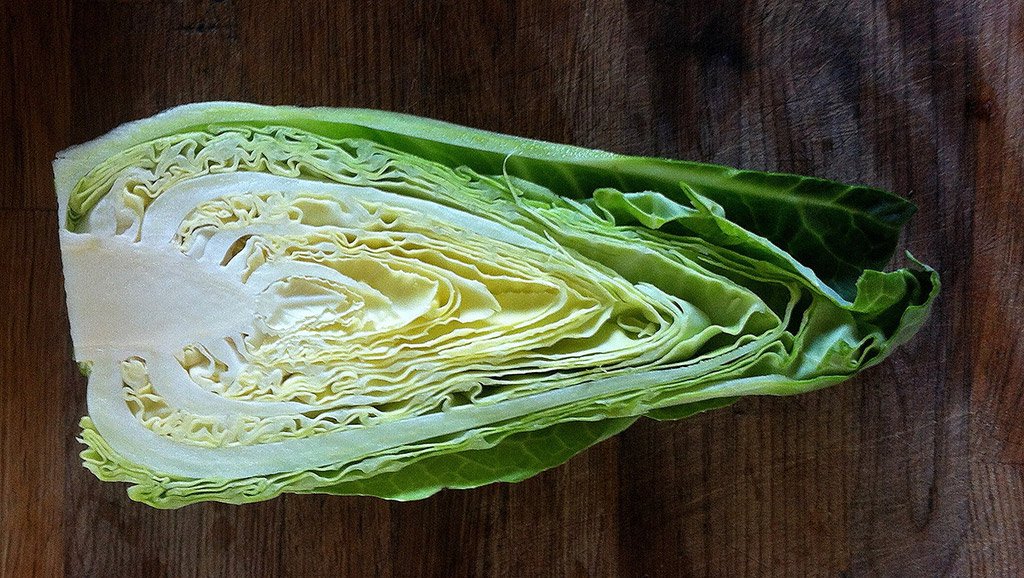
[55,102,938,508]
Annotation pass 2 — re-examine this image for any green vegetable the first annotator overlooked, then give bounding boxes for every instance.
[55,102,938,508]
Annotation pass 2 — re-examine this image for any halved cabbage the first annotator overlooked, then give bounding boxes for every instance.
[55,103,937,507]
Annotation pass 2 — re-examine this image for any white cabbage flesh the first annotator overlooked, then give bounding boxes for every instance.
[66,170,738,479]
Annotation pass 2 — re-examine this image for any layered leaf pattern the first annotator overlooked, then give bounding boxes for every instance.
[55,103,937,507]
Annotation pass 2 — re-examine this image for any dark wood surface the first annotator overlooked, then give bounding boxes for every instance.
[2,1,1021,576]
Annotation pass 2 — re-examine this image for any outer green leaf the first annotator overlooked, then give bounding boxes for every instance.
[315,417,637,501]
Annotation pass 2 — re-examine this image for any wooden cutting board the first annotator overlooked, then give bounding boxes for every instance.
[2,1,1021,575]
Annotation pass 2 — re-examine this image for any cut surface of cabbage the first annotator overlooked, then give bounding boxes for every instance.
[56,103,938,507]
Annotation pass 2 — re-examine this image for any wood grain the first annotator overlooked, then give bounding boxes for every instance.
[2,0,1021,576]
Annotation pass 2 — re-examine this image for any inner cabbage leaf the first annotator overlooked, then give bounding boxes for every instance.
[55,103,938,507]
